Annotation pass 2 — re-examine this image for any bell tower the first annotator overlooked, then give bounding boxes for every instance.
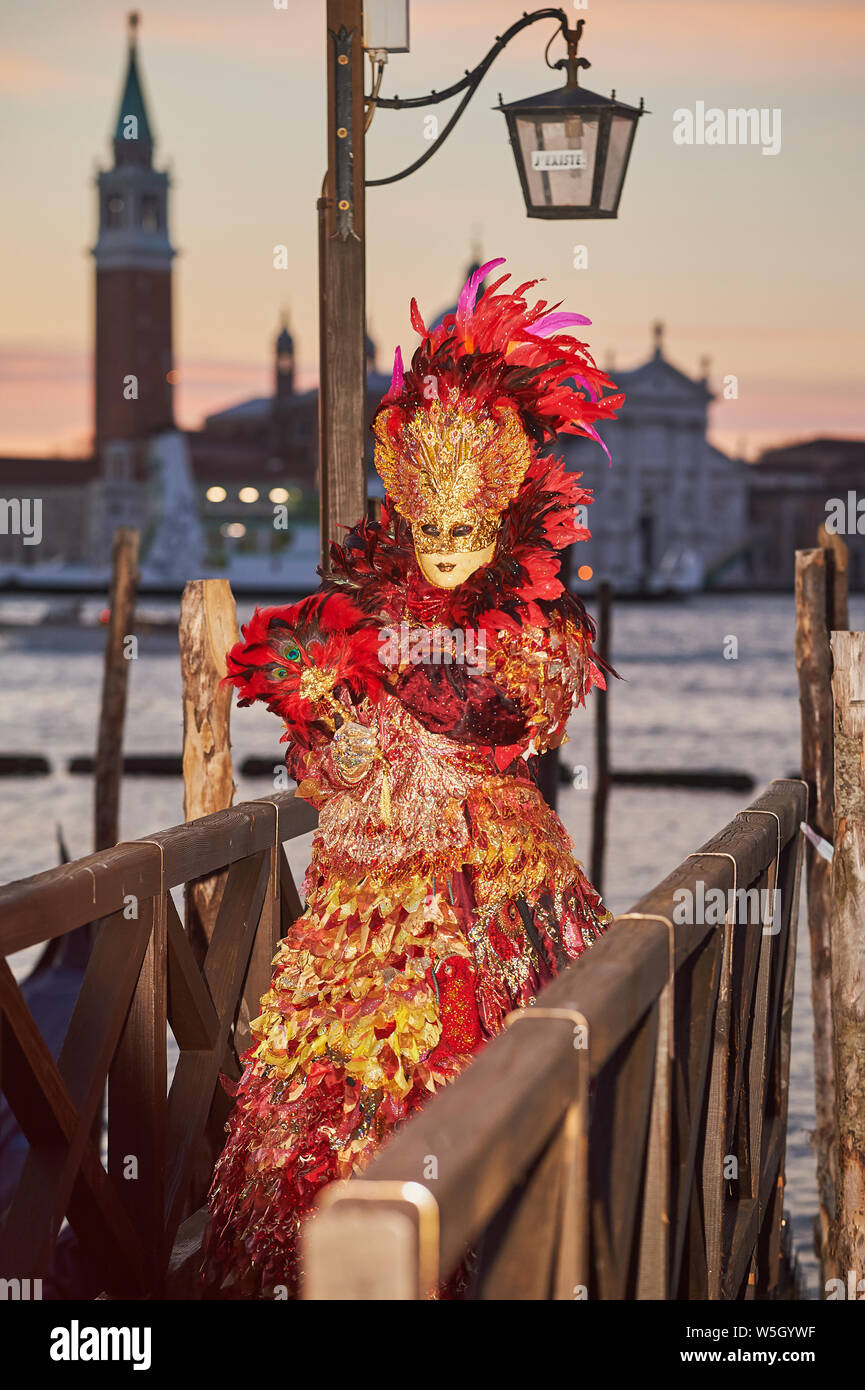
[275,317,295,400]
[92,12,175,466]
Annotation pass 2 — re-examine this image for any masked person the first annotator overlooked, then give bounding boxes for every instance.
[203,258,623,1296]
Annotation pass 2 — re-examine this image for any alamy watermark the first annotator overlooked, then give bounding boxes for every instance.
[673,882,781,935]
[673,102,782,156]
[49,1320,151,1370]
[378,622,487,673]
[824,491,865,536]
[0,497,42,545]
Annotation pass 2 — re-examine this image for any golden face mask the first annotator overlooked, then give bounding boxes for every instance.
[415,542,497,589]
[373,397,532,554]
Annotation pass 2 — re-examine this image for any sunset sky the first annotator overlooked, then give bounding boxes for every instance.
[1,0,862,460]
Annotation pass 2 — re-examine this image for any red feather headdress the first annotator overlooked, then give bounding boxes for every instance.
[375,255,623,463]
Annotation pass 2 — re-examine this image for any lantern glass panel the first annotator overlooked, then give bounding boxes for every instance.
[363,0,410,52]
[600,113,637,212]
[516,114,600,210]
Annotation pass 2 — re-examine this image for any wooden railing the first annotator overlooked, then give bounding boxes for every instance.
[304,779,807,1300]
[0,779,807,1300]
[0,792,316,1297]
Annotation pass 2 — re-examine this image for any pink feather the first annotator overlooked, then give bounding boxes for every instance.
[533,310,592,335]
[388,345,404,399]
[456,256,506,324]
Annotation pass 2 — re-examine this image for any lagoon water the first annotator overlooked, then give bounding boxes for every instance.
[4,590,861,1297]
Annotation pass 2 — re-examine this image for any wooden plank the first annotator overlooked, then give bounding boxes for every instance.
[745,872,776,1201]
[829,630,865,1280]
[701,911,734,1300]
[235,838,281,1058]
[167,893,219,1052]
[473,1103,582,1300]
[3,906,152,1277]
[0,842,158,954]
[796,549,840,1269]
[722,1197,759,1299]
[0,957,145,1291]
[109,892,168,1289]
[669,931,723,1296]
[279,844,305,937]
[763,794,805,1284]
[591,1002,659,1298]
[163,850,271,1245]
[637,975,673,1298]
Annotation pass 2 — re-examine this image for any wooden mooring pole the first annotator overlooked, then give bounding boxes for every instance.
[179,579,240,962]
[794,547,845,1271]
[94,527,140,851]
[829,630,865,1284]
[795,534,849,1277]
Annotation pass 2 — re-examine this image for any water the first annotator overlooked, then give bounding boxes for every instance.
[4,591,860,1295]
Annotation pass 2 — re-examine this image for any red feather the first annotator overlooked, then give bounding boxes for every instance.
[373,258,623,459]
[224,594,385,748]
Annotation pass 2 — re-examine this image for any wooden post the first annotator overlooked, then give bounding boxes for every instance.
[590,581,612,893]
[818,522,850,631]
[794,549,839,1269]
[829,630,865,1284]
[318,0,367,570]
[94,527,140,851]
[179,579,240,961]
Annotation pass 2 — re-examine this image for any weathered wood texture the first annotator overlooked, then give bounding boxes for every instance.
[829,631,865,1282]
[318,0,367,570]
[794,546,846,1268]
[94,528,140,851]
[179,579,240,962]
[0,792,316,1295]
[818,523,849,631]
[304,781,806,1300]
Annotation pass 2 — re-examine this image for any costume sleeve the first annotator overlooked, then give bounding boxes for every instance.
[284,702,381,807]
[487,610,605,759]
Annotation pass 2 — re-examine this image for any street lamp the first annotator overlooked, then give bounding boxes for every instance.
[319,5,646,568]
[496,21,645,219]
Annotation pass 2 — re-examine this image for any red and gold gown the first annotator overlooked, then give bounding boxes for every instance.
[202,257,622,1296]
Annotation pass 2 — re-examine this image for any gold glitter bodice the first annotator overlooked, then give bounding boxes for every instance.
[296,692,492,871]
[290,611,600,907]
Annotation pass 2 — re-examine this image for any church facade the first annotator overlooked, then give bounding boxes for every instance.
[558,329,749,592]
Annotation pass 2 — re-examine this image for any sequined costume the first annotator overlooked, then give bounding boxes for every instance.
[203,259,623,1295]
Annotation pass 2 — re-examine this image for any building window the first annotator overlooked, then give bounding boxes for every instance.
[105,194,125,228]
[140,195,161,232]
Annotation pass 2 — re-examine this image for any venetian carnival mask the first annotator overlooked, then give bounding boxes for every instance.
[373,395,533,589]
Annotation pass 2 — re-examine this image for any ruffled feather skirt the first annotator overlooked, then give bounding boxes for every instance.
[202,845,609,1298]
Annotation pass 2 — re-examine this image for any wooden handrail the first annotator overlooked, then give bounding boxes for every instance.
[0,793,316,955]
[303,779,806,1301]
[0,791,317,1296]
